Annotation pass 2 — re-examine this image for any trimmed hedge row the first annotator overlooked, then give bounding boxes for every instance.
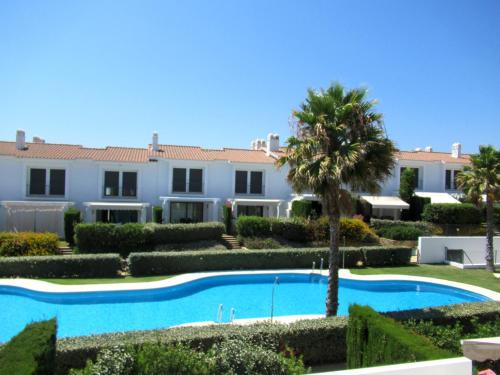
[64,208,81,245]
[347,305,453,368]
[0,232,59,257]
[375,226,425,241]
[0,319,57,375]
[369,219,436,234]
[0,254,122,278]
[128,246,412,276]
[421,203,482,225]
[75,222,225,256]
[55,301,500,374]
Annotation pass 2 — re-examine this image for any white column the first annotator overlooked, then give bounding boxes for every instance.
[140,206,147,223]
[212,200,220,222]
[276,202,281,218]
[162,199,170,223]
[231,200,237,218]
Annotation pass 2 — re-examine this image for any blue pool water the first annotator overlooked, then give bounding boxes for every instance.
[0,273,489,343]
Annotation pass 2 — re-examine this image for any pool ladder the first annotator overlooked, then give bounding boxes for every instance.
[216,304,236,324]
[311,258,324,274]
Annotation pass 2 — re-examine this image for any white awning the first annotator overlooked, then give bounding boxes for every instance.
[159,196,220,203]
[231,198,283,206]
[0,200,74,208]
[83,202,150,210]
[360,195,409,209]
[291,193,320,201]
[415,192,460,204]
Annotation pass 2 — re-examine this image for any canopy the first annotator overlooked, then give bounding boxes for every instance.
[83,202,150,210]
[461,337,500,361]
[360,195,409,209]
[415,192,460,204]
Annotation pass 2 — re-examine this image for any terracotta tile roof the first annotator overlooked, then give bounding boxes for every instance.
[396,150,470,164]
[0,141,279,164]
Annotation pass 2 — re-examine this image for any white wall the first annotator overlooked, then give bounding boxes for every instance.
[418,236,500,267]
[321,357,472,375]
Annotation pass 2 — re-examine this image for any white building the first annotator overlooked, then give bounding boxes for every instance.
[0,130,470,237]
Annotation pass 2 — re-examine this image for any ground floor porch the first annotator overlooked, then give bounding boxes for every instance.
[82,202,150,224]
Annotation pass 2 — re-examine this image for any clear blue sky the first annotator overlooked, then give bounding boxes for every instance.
[1,0,499,154]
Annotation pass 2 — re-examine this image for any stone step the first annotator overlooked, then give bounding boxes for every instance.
[221,234,241,249]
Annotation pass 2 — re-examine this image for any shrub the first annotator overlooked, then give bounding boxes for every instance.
[211,338,305,375]
[145,222,224,245]
[421,203,482,225]
[236,216,272,237]
[64,208,81,246]
[0,254,122,278]
[401,196,431,221]
[152,206,163,224]
[127,246,409,276]
[370,219,436,235]
[69,346,135,375]
[399,168,416,202]
[291,200,313,219]
[0,232,59,257]
[242,237,282,249]
[361,246,413,266]
[307,217,378,243]
[0,319,57,375]
[376,226,425,240]
[75,223,146,256]
[347,305,454,369]
[223,204,232,234]
[271,218,309,242]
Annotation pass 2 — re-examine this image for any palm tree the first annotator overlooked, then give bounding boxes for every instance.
[456,145,500,273]
[277,83,396,316]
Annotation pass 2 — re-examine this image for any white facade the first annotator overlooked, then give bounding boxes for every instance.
[0,131,470,236]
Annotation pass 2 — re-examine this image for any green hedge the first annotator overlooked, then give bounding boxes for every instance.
[144,222,224,245]
[0,254,122,278]
[64,208,81,245]
[291,200,313,218]
[75,222,225,256]
[55,301,500,375]
[152,206,163,224]
[235,216,272,237]
[370,219,436,234]
[0,232,59,257]
[421,203,482,225]
[347,305,454,369]
[128,246,411,276]
[0,319,57,375]
[375,226,425,240]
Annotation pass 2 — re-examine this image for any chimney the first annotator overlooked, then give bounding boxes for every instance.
[32,136,45,144]
[424,146,432,152]
[16,129,26,150]
[415,147,422,152]
[152,131,159,152]
[266,133,280,155]
[451,143,461,158]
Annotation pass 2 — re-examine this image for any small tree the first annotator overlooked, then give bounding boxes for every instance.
[64,208,81,246]
[152,206,163,224]
[456,145,500,272]
[399,168,416,203]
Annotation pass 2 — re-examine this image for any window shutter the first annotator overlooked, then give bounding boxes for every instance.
[104,171,119,196]
[122,172,137,197]
[235,171,247,194]
[49,169,65,195]
[250,171,263,194]
[172,168,187,192]
[29,169,46,195]
[189,169,203,193]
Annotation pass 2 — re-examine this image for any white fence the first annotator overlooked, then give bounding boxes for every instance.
[320,357,472,375]
[418,236,500,268]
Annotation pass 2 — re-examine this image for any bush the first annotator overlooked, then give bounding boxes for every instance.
[236,216,272,237]
[361,246,413,266]
[347,305,454,369]
[211,338,305,375]
[145,222,224,245]
[0,232,59,257]
[152,206,163,224]
[291,200,313,219]
[271,218,309,242]
[401,196,431,221]
[69,346,135,375]
[55,301,500,375]
[64,208,81,245]
[306,217,378,243]
[222,204,232,234]
[0,319,57,375]
[421,203,482,225]
[75,223,146,256]
[127,246,409,276]
[376,226,425,240]
[242,237,282,249]
[370,219,436,234]
[0,253,122,278]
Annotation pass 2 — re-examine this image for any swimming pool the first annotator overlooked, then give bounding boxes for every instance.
[0,271,492,343]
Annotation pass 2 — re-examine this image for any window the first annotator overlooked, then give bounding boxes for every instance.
[49,169,65,196]
[29,169,46,195]
[104,171,120,197]
[172,168,203,193]
[28,168,66,196]
[445,170,458,190]
[170,202,204,223]
[235,170,264,194]
[122,172,137,197]
[97,210,138,223]
[104,171,137,198]
[237,205,264,217]
[400,167,421,190]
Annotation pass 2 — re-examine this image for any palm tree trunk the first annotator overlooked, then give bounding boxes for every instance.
[326,203,340,317]
[485,192,495,272]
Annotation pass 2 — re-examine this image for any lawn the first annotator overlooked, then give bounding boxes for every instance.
[351,264,500,293]
[40,275,174,285]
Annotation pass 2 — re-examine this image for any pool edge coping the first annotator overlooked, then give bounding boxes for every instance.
[0,268,498,301]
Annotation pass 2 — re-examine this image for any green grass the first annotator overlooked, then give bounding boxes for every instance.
[39,275,174,285]
[351,264,500,292]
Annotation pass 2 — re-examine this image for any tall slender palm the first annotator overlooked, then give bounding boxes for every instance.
[456,145,500,272]
[277,83,396,316]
